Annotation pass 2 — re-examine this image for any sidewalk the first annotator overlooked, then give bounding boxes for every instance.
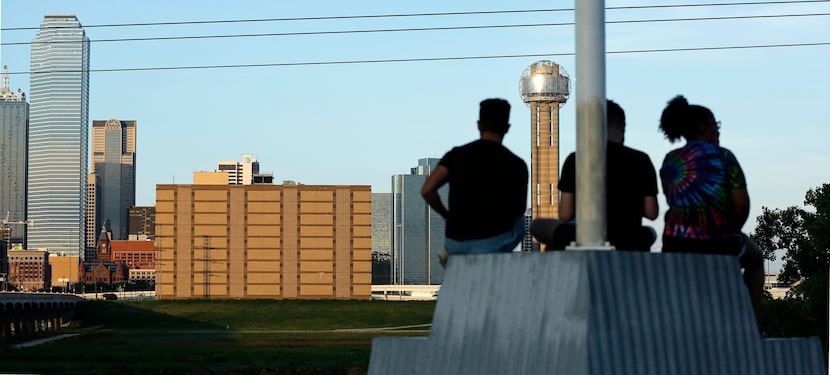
[12,334,80,349]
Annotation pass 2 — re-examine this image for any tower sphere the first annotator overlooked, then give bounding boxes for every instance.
[519,60,571,107]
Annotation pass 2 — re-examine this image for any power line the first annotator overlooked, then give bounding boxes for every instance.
[2,0,828,31]
[6,42,828,75]
[3,12,829,47]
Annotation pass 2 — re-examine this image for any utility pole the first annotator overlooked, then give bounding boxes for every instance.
[155,224,162,300]
[195,235,219,299]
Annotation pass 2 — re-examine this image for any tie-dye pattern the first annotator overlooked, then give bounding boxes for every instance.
[660,141,746,240]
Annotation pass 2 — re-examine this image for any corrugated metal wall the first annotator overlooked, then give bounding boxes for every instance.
[369,251,825,375]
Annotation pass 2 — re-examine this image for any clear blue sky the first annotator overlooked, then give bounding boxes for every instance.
[2,1,829,256]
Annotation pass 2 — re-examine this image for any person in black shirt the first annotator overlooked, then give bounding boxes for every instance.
[530,100,659,251]
[421,98,529,266]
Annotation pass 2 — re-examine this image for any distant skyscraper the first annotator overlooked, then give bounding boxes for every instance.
[216,154,273,185]
[0,66,29,247]
[90,119,136,242]
[128,206,155,239]
[372,193,392,255]
[391,158,446,285]
[372,193,392,284]
[27,14,90,255]
[522,208,539,251]
[85,172,99,258]
[194,154,275,185]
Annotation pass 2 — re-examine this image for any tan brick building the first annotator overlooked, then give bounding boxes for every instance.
[49,254,80,291]
[155,184,372,299]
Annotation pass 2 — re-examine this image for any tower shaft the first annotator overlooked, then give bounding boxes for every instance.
[530,102,560,220]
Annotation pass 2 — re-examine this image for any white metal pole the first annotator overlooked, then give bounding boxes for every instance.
[574,0,609,249]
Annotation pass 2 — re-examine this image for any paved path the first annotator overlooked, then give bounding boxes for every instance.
[12,334,80,349]
[9,323,431,348]
[165,323,433,334]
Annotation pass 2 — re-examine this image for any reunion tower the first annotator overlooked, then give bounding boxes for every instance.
[519,60,571,220]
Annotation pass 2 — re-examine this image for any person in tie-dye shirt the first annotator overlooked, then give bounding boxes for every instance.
[658,95,764,318]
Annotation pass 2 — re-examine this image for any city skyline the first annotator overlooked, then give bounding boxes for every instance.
[25,14,89,256]
[2,2,829,253]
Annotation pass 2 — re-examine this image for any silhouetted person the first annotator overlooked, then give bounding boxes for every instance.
[530,99,659,250]
[658,95,764,317]
[421,98,528,266]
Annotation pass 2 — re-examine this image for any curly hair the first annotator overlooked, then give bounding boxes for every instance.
[659,95,713,143]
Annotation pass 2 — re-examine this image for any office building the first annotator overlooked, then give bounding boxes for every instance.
[27,14,90,255]
[85,172,99,257]
[155,182,372,299]
[109,240,155,268]
[0,66,29,248]
[8,249,50,291]
[90,118,137,242]
[391,158,446,285]
[215,154,273,185]
[128,206,156,238]
[194,154,274,185]
[0,240,7,291]
[372,193,392,255]
[48,254,79,292]
[372,193,392,284]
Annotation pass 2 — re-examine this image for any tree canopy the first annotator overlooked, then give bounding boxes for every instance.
[752,183,829,296]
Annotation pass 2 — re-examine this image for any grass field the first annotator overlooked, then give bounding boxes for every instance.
[0,299,437,374]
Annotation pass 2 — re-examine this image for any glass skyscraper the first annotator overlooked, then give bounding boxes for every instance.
[372,193,392,284]
[91,119,136,242]
[0,66,29,247]
[391,158,447,285]
[27,14,90,255]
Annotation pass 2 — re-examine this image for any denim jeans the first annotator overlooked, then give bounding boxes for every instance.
[444,217,525,254]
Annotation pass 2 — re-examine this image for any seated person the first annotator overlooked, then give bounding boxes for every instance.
[531,99,659,251]
[421,99,528,265]
[657,95,764,318]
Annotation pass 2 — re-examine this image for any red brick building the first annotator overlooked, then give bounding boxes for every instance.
[80,262,129,286]
[79,229,155,287]
[7,250,50,291]
[111,240,155,268]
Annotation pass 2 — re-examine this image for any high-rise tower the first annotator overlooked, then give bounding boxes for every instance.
[90,119,137,242]
[519,61,571,221]
[0,66,29,248]
[391,158,446,285]
[27,14,90,255]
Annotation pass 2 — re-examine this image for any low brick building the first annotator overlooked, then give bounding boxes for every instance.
[7,250,50,291]
[111,240,155,269]
[79,229,155,287]
[80,262,129,286]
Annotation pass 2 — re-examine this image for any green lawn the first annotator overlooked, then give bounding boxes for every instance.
[1,299,436,375]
